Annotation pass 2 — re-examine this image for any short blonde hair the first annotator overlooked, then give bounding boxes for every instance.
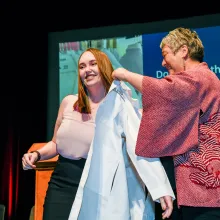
[160,27,204,62]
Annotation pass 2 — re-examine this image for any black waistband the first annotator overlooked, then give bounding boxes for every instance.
[58,154,86,164]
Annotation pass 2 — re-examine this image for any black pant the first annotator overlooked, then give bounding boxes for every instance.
[181,206,220,220]
[43,155,86,220]
[156,204,220,220]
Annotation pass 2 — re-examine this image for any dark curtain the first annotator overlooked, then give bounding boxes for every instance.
[1,100,47,220]
[1,111,20,220]
[1,16,48,219]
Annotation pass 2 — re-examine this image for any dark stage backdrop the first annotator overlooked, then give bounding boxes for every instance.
[1,25,48,219]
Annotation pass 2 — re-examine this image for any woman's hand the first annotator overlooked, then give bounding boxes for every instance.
[22,152,38,170]
[159,195,173,219]
[112,67,129,81]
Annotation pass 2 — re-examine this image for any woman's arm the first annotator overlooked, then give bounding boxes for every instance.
[112,67,144,93]
[22,96,68,169]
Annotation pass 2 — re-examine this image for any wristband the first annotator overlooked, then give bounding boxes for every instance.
[30,150,41,162]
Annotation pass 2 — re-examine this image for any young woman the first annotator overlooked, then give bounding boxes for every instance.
[22,48,114,219]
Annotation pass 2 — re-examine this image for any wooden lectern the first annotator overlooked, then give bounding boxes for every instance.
[28,143,59,220]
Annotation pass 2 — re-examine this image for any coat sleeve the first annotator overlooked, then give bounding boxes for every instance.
[136,72,201,157]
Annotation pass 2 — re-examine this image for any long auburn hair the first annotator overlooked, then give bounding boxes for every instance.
[73,48,114,114]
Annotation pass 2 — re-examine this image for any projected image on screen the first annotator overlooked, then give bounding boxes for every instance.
[59,35,143,106]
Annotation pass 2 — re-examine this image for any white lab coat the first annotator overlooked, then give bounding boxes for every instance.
[68,80,175,220]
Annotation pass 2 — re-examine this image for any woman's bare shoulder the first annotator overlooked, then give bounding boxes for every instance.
[60,94,78,107]
[62,94,78,102]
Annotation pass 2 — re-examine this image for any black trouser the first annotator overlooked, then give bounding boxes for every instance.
[181,206,220,220]
[156,203,220,220]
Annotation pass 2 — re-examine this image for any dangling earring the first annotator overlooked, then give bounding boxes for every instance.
[183,58,186,71]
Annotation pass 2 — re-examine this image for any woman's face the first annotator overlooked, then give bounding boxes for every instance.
[161,45,186,74]
[78,51,102,88]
